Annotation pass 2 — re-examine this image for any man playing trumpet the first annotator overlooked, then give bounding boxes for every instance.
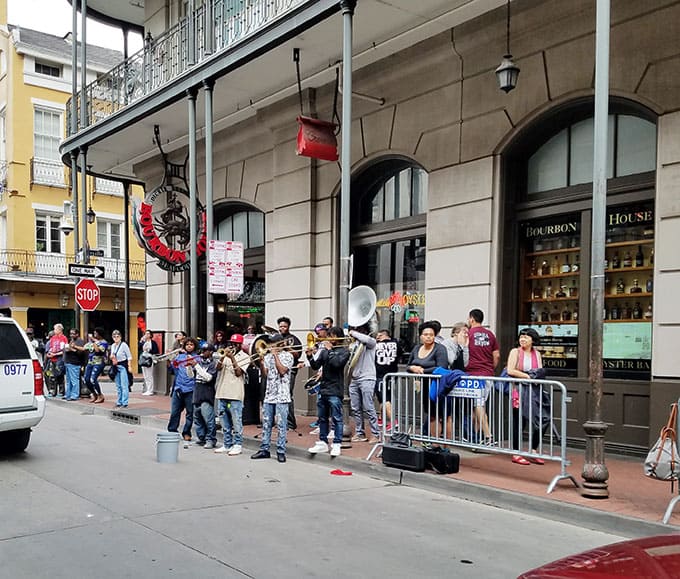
[214,334,251,456]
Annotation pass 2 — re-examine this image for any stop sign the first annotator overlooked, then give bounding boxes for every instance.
[75,279,101,311]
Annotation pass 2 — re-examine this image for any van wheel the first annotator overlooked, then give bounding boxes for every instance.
[2,429,31,453]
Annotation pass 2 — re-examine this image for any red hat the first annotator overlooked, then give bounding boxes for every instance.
[230,333,244,344]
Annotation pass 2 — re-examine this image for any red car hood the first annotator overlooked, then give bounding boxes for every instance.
[519,534,680,578]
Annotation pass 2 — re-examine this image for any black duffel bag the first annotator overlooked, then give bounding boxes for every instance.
[424,445,460,474]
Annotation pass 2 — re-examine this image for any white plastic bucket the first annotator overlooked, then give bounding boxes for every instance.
[156,432,181,463]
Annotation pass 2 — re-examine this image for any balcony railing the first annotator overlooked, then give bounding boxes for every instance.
[66,0,305,135]
[0,249,146,284]
[30,158,68,188]
[94,177,124,196]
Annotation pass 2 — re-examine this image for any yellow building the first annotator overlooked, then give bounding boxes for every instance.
[0,5,145,357]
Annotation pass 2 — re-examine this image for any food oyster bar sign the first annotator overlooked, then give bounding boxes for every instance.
[208,240,244,295]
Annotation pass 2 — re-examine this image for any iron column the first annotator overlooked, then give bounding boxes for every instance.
[204,80,215,341]
[188,88,199,337]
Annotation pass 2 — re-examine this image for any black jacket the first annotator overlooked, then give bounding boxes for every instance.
[308,347,350,398]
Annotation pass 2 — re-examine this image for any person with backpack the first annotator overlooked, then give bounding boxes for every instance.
[84,327,108,403]
[139,330,159,395]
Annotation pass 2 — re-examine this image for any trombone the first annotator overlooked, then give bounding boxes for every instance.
[305,332,353,349]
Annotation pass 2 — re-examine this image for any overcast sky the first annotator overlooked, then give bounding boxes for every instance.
[7,0,143,52]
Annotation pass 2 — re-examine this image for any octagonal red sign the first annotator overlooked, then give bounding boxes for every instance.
[75,279,100,311]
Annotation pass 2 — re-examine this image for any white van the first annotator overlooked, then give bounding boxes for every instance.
[0,317,45,453]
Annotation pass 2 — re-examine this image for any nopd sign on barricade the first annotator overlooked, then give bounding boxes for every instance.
[370,372,579,494]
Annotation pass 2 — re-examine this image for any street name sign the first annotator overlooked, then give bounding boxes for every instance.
[68,264,105,278]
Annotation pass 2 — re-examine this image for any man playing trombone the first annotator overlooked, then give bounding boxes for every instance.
[306,326,351,457]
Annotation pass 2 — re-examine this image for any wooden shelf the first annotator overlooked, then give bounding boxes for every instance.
[605,266,653,273]
[603,318,652,323]
[526,296,579,303]
[526,272,579,280]
[520,321,578,326]
[605,292,652,299]
[606,239,654,248]
[526,247,580,258]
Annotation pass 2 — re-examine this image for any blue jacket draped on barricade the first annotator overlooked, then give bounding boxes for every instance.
[429,367,467,402]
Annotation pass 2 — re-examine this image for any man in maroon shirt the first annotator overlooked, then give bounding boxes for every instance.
[467,309,500,445]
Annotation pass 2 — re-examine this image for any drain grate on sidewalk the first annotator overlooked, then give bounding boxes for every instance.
[109,407,167,425]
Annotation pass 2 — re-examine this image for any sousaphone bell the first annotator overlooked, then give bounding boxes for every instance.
[345,285,378,381]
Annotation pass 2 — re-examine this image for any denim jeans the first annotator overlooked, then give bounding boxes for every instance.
[193,401,217,443]
[114,366,129,406]
[318,394,343,444]
[64,363,81,400]
[349,379,379,437]
[84,363,104,396]
[168,390,194,437]
[261,402,288,454]
[218,399,243,447]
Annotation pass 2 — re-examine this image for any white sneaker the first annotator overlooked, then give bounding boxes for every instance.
[308,441,329,454]
[227,445,242,456]
[330,443,341,457]
[142,391,155,396]
[328,430,334,440]
[214,445,232,454]
[310,427,320,435]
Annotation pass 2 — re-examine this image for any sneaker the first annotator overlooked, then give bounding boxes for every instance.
[204,441,215,450]
[309,421,319,428]
[351,434,368,442]
[228,445,242,456]
[377,418,383,426]
[308,441,329,454]
[328,430,334,440]
[330,443,341,457]
[482,437,497,447]
[214,445,232,454]
[310,427,320,435]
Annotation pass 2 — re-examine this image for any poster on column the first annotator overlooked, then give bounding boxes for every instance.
[208,240,244,295]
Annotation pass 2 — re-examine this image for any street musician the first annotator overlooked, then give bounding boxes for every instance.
[213,334,251,456]
[167,337,199,442]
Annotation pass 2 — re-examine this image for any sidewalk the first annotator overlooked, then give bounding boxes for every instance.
[50,380,680,536]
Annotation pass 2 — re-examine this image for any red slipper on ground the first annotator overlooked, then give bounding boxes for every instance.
[512,455,531,465]
[527,455,545,465]
[330,469,352,476]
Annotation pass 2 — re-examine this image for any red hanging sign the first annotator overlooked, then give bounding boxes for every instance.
[296,116,338,162]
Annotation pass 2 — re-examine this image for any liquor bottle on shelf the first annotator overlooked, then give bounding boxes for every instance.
[570,236,578,248]
[550,305,561,321]
[622,303,632,319]
[635,245,644,267]
[541,307,550,322]
[646,276,653,293]
[610,304,620,320]
[572,253,580,272]
[632,302,643,320]
[603,306,608,320]
[643,225,654,238]
[561,256,571,273]
[541,260,550,276]
[529,309,538,322]
[532,284,542,300]
[551,256,560,275]
[561,304,572,321]
[650,249,654,266]
[605,276,611,294]
[623,250,632,268]
[568,280,578,297]
[644,304,653,319]
[530,259,537,276]
[616,278,625,294]
[630,279,642,294]
[573,305,579,321]
[555,281,567,299]
[604,256,609,270]
[545,282,553,299]
[612,251,620,269]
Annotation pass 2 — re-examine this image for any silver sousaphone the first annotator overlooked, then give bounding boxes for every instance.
[345,285,378,381]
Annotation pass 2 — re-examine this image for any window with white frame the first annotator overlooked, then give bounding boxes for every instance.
[35,213,63,253]
[34,61,61,78]
[97,220,122,259]
[34,107,62,161]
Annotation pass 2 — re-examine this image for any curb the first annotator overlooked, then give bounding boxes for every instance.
[48,398,677,538]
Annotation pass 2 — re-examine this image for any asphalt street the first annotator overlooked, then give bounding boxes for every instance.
[0,405,624,578]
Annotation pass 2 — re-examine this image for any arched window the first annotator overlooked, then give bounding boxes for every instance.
[214,205,265,331]
[351,159,428,358]
[526,113,656,195]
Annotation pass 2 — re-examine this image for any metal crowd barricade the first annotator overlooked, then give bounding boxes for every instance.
[368,372,580,494]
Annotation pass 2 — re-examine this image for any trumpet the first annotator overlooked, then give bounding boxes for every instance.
[213,346,237,362]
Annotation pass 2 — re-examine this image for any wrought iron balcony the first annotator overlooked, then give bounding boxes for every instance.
[66,0,305,135]
[0,249,146,284]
